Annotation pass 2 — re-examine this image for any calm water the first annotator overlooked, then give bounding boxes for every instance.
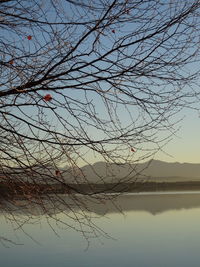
[1,192,200,267]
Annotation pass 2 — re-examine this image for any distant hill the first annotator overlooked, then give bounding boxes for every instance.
[6,160,200,184]
[133,160,200,182]
[71,160,200,183]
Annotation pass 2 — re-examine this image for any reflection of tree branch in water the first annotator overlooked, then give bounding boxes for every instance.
[0,235,23,248]
[2,192,200,246]
[0,194,116,247]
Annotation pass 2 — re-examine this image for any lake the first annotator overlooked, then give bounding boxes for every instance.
[1,192,200,266]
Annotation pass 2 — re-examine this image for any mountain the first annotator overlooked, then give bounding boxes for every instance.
[133,160,200,181]
[6,160,200,184]
[73,160,200,183]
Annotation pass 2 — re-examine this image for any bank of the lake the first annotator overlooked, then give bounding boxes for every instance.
[2,181,200,197]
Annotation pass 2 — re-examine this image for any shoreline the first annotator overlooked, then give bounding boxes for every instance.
[2,181,200,196]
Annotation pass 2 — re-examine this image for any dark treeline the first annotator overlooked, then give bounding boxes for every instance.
[1,181,200,198]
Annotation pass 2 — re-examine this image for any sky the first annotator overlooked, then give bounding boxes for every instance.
[154,108,200,163]
[2,0,200,167]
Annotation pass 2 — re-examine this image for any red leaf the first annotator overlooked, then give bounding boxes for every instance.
[55,170,61,176]
[27,35,32,40]
[112,29,115,33]
[43,94,53,101]
[131,148,136,152]
[9,59,14,65]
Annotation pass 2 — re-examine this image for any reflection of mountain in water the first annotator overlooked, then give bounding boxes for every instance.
[102,193,200,215]
[2,193,200,217]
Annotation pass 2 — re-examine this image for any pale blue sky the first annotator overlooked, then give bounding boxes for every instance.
[154,108,200,163]
[3,0,200,166]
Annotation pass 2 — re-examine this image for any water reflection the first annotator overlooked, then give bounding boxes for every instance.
[2,192,200,216]
[2,193,200,267]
